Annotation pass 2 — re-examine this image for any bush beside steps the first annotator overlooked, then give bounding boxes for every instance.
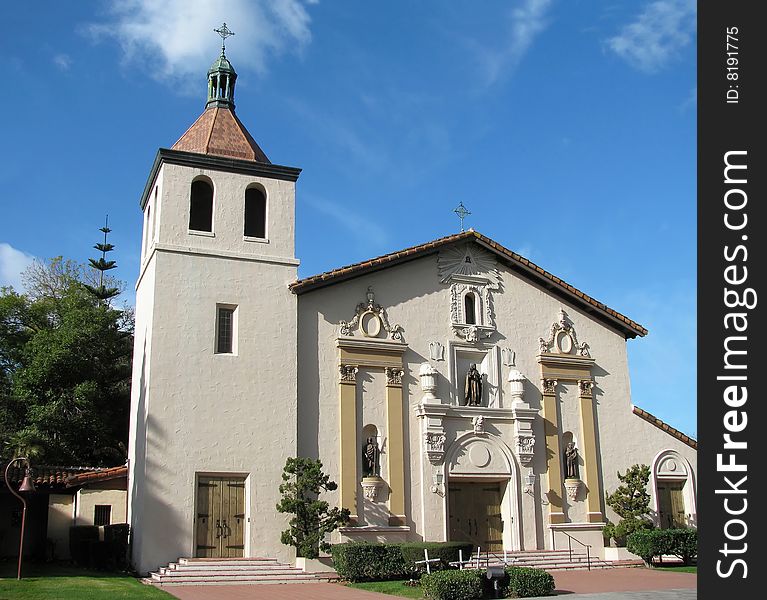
[420,566,555,599]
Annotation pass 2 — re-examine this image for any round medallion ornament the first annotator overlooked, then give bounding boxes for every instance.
[469,444,491,468]
[360,311,382,337]
[556,331,573,354]
[665,459,677,472]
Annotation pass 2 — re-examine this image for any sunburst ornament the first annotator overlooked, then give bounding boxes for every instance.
[438,244,500,285]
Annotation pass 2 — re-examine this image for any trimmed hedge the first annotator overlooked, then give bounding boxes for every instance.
[421,569,483,600]
[506,566,555,597]
[627,528,697,566]
[331,543,407,582]
[69,524,130,570]
[70,526,99,566]
[420,566,554,599]
[331,542,474,582]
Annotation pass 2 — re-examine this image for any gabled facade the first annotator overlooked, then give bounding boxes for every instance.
[127,50,696,574]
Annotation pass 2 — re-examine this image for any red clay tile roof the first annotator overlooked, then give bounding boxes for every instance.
[290,229,648,338]
[632,405,697,449]
[66,465,127,487]
[172,106,270,163]
[2,465,100,489]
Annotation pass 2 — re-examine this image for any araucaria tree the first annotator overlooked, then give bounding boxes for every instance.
[603,464,654,544]
[276,457,350,558]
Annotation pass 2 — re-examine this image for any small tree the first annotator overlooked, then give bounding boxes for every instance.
[603,464,654,545]
[276,457,350,558]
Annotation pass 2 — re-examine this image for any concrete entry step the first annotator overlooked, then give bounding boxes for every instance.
[467,550,614,571]
[151,556,338,586]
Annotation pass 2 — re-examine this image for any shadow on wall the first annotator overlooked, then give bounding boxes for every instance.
[131,341,187,574]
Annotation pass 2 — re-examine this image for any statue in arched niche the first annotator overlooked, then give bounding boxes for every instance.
[464,364,483,406]
[564,442,580,479]
[362,437,380,477]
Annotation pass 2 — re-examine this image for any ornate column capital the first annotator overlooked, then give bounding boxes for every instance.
[578,379,594,397]
[424,431,447,465]
[339,364,358,383]
[542,378,558,394]
[385,367,405,386]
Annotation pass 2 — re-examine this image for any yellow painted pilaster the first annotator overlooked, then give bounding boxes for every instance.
[339,365,358,521]
[385,368,406,525]
[578,380,604,523]
[542,379,565,524]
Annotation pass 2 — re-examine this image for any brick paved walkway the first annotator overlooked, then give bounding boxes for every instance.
[163,567,697,599]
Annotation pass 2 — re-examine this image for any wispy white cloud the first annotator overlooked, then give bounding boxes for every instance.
[606,0,696,73]
[305,196,389,248]
[678,86,697,112]
[0,243,35,291]
[86,0,316,85]
[53,53,72,70]
[470,0,553,86]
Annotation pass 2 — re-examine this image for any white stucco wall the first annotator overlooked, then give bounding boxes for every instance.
[297,241,696,552]
[47,494,74,560]
[129,160,299,574]
[75,489,128,526]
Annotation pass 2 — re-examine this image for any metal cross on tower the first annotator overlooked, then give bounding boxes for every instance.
[214,23,235,54]
[453,202,471,232]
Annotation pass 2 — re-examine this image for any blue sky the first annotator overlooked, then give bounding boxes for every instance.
[0,1,696,436]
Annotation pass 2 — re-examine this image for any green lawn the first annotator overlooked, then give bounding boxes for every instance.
[0,563,173,600]
[655,565,697,573]
[349,579,424,598]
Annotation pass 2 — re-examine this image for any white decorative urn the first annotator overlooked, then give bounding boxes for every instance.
[419,363,438,403]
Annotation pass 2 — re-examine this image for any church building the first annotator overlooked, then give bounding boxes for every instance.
[127,43,697,575]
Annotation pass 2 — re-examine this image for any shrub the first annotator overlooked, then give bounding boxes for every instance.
[667,528,697,565]
[506,566,555,598]
[69,526,99,567]
[400,542,474,573]
[330,543,407,582]
[421,569,483,600]
[603,518,654,547]
[104,524,130,569]
[69,524,131,570]
[627,529,677,565]
[331,541,475,581]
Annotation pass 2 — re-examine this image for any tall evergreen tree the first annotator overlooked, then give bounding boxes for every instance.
[83,216,120,303]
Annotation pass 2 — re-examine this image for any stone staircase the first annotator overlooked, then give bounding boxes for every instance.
[149,557,338,586]
[468,549,615,571]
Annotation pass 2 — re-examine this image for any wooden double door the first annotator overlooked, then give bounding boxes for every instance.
[657,481,686,529]
[196,477,246,558]
[448,481,504,551]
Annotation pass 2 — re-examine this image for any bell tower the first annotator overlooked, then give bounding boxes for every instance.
[128,24,301,574]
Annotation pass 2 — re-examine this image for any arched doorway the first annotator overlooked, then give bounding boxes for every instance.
[444,432,522,551]
[651,450,697,529]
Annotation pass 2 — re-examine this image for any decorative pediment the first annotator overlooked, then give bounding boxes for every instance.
[339,287,403,341]
[538,309,590,357]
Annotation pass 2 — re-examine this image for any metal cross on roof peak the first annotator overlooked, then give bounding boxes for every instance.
[453,202,471,232]
[214,23,235,54]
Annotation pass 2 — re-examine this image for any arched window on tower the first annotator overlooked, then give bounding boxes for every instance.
[244,186,266,239]
[189,179,213,232]
[464,292,477,324]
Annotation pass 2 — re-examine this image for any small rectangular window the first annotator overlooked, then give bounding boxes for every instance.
[216,306,236,354]
[94,505,112,526]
